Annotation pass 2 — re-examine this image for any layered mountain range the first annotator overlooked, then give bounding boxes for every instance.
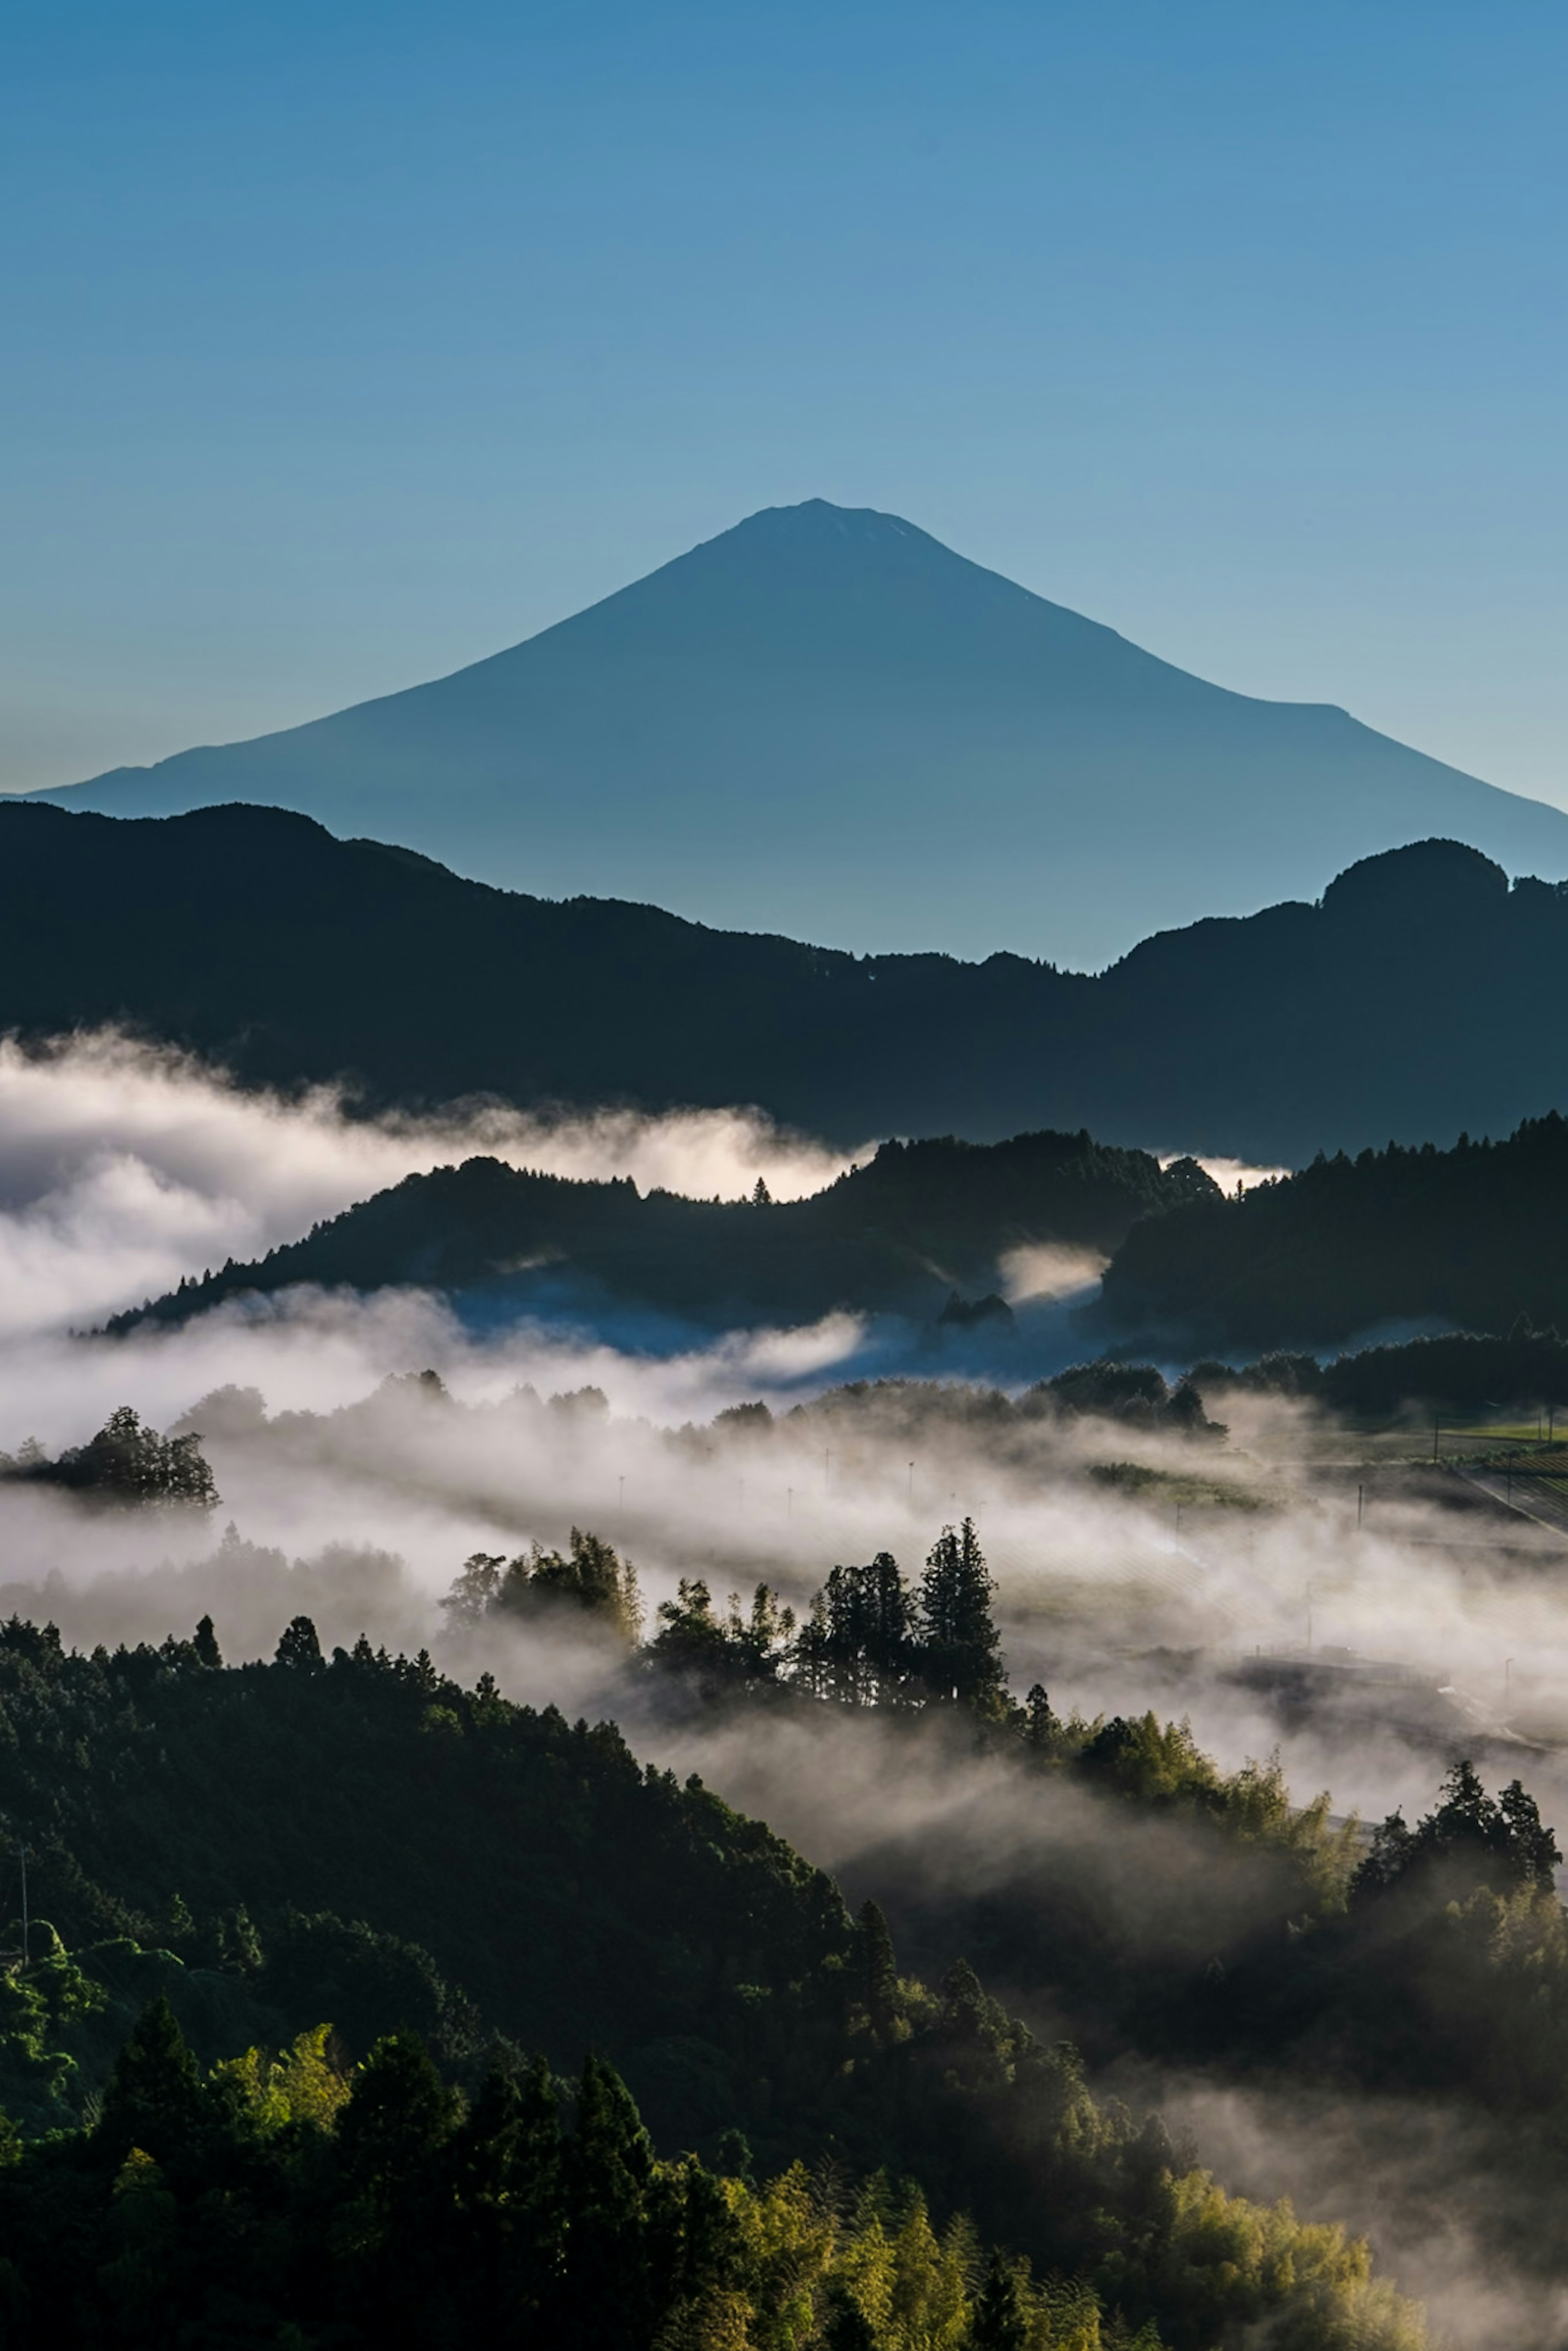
[3,799,1567,1163]
[29,500,1568,966]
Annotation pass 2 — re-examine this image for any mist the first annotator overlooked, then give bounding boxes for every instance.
[4,1049,1568,2340]
[0,1030,860,1338]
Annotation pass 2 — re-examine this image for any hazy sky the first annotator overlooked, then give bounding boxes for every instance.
[4,0,1567,805]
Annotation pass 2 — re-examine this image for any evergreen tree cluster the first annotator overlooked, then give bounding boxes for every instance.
[642,1520,1007,1716]
[1355,1760,1561,1903]
[0,1407,217,1510]
[441,1526,644,1644]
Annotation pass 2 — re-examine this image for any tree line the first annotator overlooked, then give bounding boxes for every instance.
[1099,1110,1568,1353]
[0,1406,217,1509]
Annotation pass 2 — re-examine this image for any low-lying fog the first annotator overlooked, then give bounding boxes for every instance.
[4,1035,1566,2342]
[4,1034,1564,1842]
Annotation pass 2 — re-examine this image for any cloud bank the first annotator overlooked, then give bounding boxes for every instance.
[0,1031,862,1339]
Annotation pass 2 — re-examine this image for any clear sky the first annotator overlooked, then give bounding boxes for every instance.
[4,0,1566,804]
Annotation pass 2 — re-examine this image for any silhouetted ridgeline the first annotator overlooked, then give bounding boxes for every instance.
[6,801,1568,1158]
[1097,1113,1568,1352]
[106,1131,1212,1336]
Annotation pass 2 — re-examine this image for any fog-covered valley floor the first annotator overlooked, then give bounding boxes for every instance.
[4,1036,1568,2342]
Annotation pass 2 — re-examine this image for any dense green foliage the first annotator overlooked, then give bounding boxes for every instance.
[0,1613,1430,2348]
[441,1527,645,1644]
[0,2008,1185,2350]
[1100,1113,1568,1351]
[637,1523,1011,1718]
[108,1132,1210,1339]
[4,805,1567,1160]
[0,1408,217,1510]
[478,1518,1568,2265]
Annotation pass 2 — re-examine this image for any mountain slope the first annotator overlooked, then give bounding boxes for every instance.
[107,1133,1212,1337]
[6,802,1568,1160]
[1095,1112,1568,1351]
[30,500,1568,966]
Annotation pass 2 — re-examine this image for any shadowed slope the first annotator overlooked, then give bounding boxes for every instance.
[5,804,1568,1161]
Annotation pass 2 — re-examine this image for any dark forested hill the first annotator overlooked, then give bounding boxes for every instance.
[7,800,1568,1159]
[110,1132,1212,1336]
[30,498,1568,969]
[1096,1112,1568,1350]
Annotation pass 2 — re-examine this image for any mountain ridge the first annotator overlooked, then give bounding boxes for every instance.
[3,800,1568,1161]
[27,499,1568,967]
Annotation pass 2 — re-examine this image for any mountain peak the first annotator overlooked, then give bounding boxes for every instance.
[729,497,928,542]
[688,497,949,572]
[31,501,1568,967]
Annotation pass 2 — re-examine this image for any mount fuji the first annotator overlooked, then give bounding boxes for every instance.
[31,498,1568,966]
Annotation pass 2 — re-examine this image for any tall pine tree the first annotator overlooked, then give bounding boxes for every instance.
[917,1519,1005,1713]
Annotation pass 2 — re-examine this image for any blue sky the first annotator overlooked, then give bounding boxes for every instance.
[4,0,1566,804]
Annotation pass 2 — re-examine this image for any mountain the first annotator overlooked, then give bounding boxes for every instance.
[106,1133,1214,1339]
[27,499,1568,967]
[5,801,1568,1161]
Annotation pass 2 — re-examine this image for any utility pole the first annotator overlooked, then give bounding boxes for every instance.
[907,1461,914,1508]
[1356,1484,1364,1531]
[1432,1414,1441,1464]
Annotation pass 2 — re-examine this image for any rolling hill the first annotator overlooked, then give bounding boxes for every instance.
[107,1132,1212,1338]
[4,801,1568,1161]
[28,499,1568,967]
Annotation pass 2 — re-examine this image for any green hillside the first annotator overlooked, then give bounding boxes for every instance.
[0,1613,1428,2350]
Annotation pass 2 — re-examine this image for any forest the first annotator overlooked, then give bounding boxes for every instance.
[2,1486,1566,2342]
[1097,1111,1568,1353]
[0,1600,1437,2349]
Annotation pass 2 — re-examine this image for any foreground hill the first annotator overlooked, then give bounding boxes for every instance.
[0,1619,1427,2349]
[28,499,1568,966]
[6,802,1568,1159]
[109,1133,1212,1336]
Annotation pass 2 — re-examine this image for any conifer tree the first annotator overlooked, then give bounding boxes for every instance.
[917,1519,1005,1712]
[96,1994,207,2164]
[970,2247,1033,2349]
[853,1899,901,2041]
[336,2030,456,2206]
[563,2055,658,2350]
[274,1614,324,1672]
